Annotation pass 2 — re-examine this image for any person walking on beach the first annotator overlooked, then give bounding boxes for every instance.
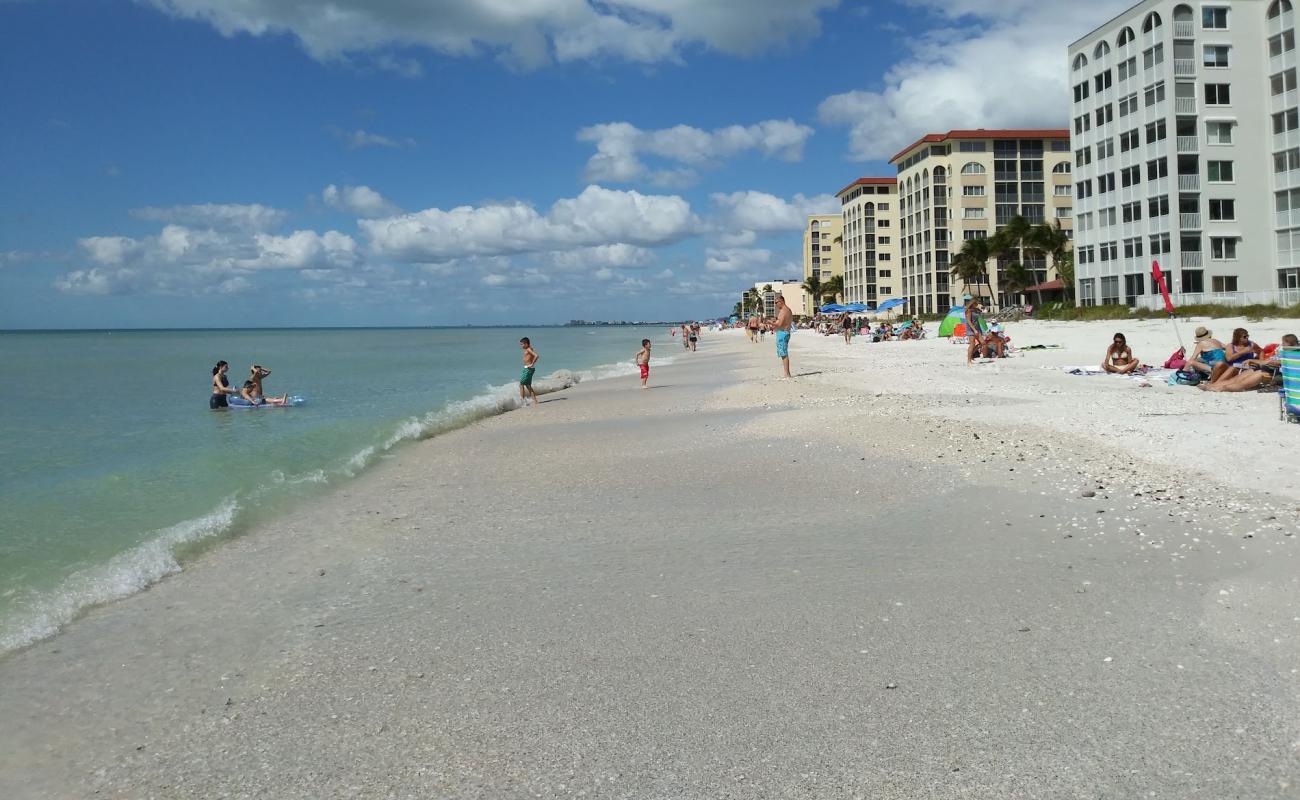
[635,338,652,389]
[773,293,793,379]
[841,312,853,345]
[519,337,539,407]
[963,294,986,366]
[747,314,759,342]
[689,323,699,352]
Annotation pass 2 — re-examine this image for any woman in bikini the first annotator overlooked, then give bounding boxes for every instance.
[210,360,238,409]
[1101,332,1139,374]
[1202,333,1298,392]
[1208,327,1259,383]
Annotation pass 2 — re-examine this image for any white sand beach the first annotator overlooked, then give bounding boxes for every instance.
[2,318,1298,799]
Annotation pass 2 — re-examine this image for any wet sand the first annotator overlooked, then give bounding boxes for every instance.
[2,333,1298,799]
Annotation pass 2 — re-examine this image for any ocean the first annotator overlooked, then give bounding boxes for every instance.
[0,326,677,653]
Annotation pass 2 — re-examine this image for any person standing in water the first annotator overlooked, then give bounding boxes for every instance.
[519,337,539,407]
[210,360,237,409]
[635,338,652,389]
[773,293,793,378]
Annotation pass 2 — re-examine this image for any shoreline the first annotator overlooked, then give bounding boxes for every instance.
[2,326,1297,798]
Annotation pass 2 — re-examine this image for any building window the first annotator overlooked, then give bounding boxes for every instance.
[1096,139,1115,160]
[1118,56,1138,82]
[960,162,986,175]
[1118,93,1139,116]
[1208,199,1235,220]
[1181,270,1204,293]
[1274,108,1300,134]
[1145,120,1167,143]
[1120,128,1140,151]
[1100,275,1120,305]
[1099,207,1117,226]
[1203,45,1230,68]
[1269,30,1296,58]
[1202,7,1228,29]
[1100,241,1118,261]
[1095,104,1114,126]
[1271,68,1298,96]
[1123,238,1144,259]
[1275,147,1300,173]
[958,141,987,152]
[1122,201,1142,222]
[1143,81,1165,107]
[1206,121,1233,144]
[1204,83,1231,105]
[1054,184,1073,196]
[1079,278,1096,307]
[963,207,985,219]
[1148,196,1170,217]
[1097,173,1116,194]
[1147,157,1169,180]
[1211,274,1238,292]
[1142,44,1164,71]
[1056,206,1072,218]
[1094,70,1113,92]
[1210,238,1238,260]
[879,236,890,244]
[1075,147,1091,167]
[1207,160,1234,182]
[1121,165,1141,187]
[1149,232,1171,254]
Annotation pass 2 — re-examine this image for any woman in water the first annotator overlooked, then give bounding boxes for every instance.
[210,360,238,409]
[1101,332,1139,374]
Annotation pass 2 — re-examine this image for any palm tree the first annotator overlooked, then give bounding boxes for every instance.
[950,236,995,300]
[731,301,742,318]
[802,274,824,313]
[822,274,844,304]
[1001,261,1033,304]
[1028,220,1073,306]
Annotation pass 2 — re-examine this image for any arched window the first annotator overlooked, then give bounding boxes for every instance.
[1142,11,1162,32]
[810,220,819,229]
[1072,53,1089,71]
[864,202,875,213]
[1269,0,1293,18]
[1173,4,1193,22]
[1117,27,1135,46]
[1052,162,1072,173]
[1094,41,1111,59]
[933,166,946,180]
[922,168,930,182]
[960,162,986,175]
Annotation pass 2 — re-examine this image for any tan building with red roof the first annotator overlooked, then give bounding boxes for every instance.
[888,130,1075,315]
[835,177,900,307]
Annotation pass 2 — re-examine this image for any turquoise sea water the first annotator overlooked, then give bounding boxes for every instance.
[0,326,677,652]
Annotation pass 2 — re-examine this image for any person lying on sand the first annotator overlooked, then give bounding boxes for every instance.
[1185,327,1227,376]
[1102,332,1139,374]
[1200,333,1298,392]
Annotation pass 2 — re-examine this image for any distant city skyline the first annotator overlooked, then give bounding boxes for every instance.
[0,0,1133,328]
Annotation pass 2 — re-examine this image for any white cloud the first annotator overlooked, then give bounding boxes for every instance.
[578,119,814,184]
[53,267,140,295]
[130,203,287,231]
[709,191,839,233]
[550,243,655,272]
[141,0,838,70]
[819,0,1132,160]
[361,185,699,261]
[482,269,552,287]
[705,247,771,273]
[323,184,401,217]
[331,127,416,149]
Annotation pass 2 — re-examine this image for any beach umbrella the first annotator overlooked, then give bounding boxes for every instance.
[843,302,869,313]
[937,306,966,337]
[1151,260,1185,351]
[875,298,907,313]
[819,303,846,313]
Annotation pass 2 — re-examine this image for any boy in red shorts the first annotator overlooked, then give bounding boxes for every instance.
[635,339,651,389]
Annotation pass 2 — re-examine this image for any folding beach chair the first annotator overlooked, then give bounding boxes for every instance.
[1282,347,1300,423]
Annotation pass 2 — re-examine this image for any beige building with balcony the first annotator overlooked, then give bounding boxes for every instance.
[835,177,901,307]
[1069,0,1300,308]
[802,214,842,311]
[889,130,1075,315]
[743,279,808,319]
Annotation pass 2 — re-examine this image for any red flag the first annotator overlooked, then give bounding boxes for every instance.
[1151,260,1175,315]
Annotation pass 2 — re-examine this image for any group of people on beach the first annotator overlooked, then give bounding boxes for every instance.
[210,361,287,409]
[962,295,1009,364]
[1101,326,1297,393]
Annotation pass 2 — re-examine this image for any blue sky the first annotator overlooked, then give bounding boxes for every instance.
[0,0,1127,328]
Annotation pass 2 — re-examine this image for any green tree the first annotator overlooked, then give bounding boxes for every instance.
[822,274,844,303]
[802,274,824,312]
[950,235,995,299]
[1028,220,1073,306]
[731,301,742,318]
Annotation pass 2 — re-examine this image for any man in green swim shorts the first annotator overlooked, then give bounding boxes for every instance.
[519,337,539,407]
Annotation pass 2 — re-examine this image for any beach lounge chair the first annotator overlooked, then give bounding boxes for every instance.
[1282,347,1300,423]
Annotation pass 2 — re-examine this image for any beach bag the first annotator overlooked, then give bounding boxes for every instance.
[1174,369,1203,386]
[1163,347,1186,370]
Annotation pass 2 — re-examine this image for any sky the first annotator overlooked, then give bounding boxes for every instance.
[0,0,1131,328]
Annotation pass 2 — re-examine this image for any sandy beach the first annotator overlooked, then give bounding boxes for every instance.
[3,320,1299,799]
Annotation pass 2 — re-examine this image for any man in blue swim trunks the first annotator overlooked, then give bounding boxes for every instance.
[519,337,539,407]
[773,292,793,378]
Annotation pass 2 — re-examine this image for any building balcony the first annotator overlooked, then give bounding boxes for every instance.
[960,172,988,185]
[1181,250,1203,267]
[1173,20,1195,39]
[1052,172,1073,185]
[1178,174,1200,191]
[1175,97,1197,114]
[1176,135,1198,152]
[1180,212,1202,229]
[1174,59,1196,77]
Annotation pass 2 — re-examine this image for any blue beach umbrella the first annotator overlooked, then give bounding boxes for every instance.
[875,298,908,313]
[819,303,847,313]
[843,303,869,313]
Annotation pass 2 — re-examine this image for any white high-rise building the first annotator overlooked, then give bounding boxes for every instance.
[1069,0,1300,308]
[836,178,901,307]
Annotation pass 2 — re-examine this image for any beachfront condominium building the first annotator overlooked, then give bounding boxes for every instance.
[802,214,843,311]
[1069,0,1300,308]
[835,178,901,307]
[890,130,1074,315]
[748,279,807,318]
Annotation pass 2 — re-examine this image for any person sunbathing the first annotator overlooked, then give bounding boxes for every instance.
[1209,327,1260,382]
[1200,333,1298,392]
[1185,327,1227,376]
[1102,332,1139,374]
